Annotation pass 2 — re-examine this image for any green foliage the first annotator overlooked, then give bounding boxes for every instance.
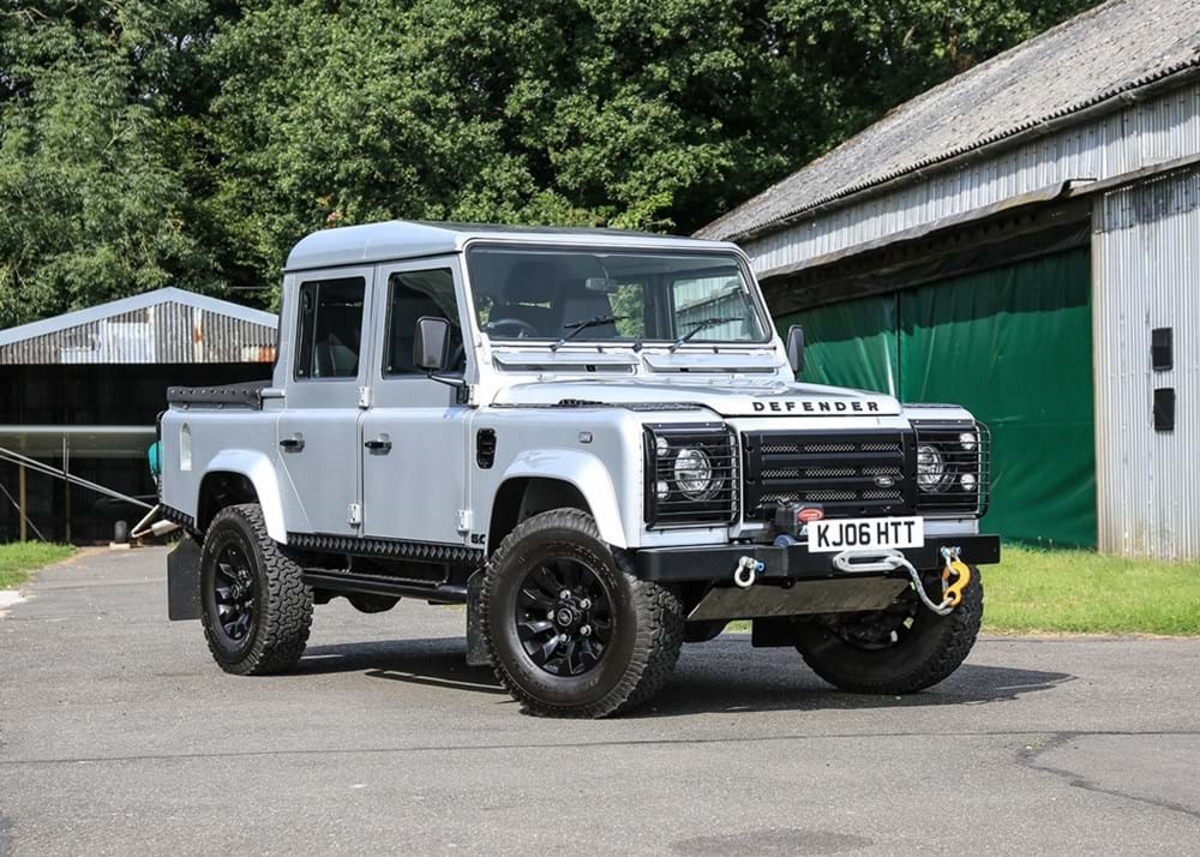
[1,0,1100,323]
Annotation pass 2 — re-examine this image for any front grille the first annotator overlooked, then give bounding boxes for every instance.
[743,431,916,519]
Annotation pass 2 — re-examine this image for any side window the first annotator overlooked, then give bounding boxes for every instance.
[383,268,465,376]
[293,277,366,380]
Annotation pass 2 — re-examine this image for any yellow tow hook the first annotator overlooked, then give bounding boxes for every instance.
[939,546,972,609]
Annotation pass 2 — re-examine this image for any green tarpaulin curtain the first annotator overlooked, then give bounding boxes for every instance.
[777,248,1097,547]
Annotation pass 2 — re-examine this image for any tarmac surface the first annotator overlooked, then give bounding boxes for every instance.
[2,547,1199,856]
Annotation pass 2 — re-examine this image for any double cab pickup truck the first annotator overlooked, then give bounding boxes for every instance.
[160,221,998,718]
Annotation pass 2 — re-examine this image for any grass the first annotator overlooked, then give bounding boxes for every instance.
[0,542,75,590]
[982,544,1200,636]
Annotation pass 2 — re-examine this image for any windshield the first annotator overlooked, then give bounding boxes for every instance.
[466,246,770,345]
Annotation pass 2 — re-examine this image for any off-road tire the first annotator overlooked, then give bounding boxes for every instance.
[481,509,684,718]
[200,503,313,675]
[792,566,983,694]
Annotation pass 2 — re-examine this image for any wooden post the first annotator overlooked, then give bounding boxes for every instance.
[63,437,71,544]
[18,463,27,542]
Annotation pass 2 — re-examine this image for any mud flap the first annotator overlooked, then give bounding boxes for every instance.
[465,571,490,667]
[167,535,203,621]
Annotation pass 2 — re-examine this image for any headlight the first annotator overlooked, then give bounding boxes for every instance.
[674,446,719,500]
[916,444,949,493]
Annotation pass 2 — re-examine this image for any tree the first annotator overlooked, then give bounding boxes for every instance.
[0,0,1101,323]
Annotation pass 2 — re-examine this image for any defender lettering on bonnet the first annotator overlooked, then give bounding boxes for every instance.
[158,219,997,720]
[752,400,880,413]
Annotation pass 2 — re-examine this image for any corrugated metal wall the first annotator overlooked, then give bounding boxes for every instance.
[743,81,1200,277]
[1093,166,1200,558]
[0,302,276,365]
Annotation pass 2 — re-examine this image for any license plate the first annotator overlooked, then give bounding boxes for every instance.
[808,517,925,553]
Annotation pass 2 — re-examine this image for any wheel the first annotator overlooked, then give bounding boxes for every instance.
[200,503,313,675]
[481,509,684,718]
[792,566,983,694]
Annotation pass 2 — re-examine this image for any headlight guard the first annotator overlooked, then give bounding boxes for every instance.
[644,424,738,528]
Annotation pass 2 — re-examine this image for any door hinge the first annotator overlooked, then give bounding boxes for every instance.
[348,503,363,527]
[357,386,371,408]
[456,509,473,533]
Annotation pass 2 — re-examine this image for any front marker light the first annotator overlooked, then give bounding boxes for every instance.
[960,472,977,492]
[655,480,671,500]
[959,432,978,451]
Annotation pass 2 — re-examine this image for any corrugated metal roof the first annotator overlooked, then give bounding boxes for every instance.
[0,288,278,365]
[697,0,1200,243]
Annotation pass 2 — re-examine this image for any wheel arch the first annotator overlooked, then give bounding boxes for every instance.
[487,452,627,553]
[197,450,290,542]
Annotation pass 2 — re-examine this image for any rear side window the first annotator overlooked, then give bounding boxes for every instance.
[293,277,366,379]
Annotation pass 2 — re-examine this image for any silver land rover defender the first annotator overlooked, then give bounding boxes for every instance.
[160,221,998,718]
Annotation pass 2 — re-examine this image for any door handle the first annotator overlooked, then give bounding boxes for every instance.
[279,435,305,452]
[364,438,392,453]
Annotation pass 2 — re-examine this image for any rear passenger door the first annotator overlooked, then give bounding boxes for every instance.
[278,268,375,537]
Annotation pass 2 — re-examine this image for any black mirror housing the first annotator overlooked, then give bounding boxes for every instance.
[414,316,450,372]
[786,325,805,375]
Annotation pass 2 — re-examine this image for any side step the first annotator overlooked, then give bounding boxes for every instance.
[303,569,468,604]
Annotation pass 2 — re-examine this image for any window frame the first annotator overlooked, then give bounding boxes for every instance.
[380,266,464,379]
[291,276,368,382]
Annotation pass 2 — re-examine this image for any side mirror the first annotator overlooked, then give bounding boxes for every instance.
[786,325,805,375]
[414,316,450,373]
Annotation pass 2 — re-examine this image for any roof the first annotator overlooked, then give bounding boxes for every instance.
[0,287,278,365]
[697,0,1200,242]
[285,220,737,272]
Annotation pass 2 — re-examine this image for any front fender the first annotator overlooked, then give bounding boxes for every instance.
[500,450,628,548]
[203,449,297,543]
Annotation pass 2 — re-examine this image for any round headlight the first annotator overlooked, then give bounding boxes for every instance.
[916,444,949,493]
[674,447,719,500]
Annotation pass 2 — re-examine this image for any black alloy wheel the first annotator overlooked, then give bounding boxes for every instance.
[515,558,614,677]
[481,508,685,718]
[211,541,258,644]
[792,565,983,695]
[826,590,919,651]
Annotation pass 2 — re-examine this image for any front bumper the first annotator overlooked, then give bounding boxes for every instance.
[632,534,1000,583]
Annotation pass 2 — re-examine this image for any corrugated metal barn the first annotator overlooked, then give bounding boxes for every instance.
[0,288,277,543]
[698,0,1200,558]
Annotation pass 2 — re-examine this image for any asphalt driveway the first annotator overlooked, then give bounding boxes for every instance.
[2,547,1198,856]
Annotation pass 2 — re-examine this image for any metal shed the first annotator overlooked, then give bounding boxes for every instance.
[698,0,1200,558]
[0,288,278,543]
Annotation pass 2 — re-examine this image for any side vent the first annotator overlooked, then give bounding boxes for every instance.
[476,429,497,469]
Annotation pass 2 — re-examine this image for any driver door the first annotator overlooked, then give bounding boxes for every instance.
[361,257,473,544]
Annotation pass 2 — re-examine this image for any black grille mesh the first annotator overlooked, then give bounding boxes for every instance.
[743,431,914,519]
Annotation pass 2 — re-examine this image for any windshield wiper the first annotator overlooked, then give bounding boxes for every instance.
[551,314,628,351]
[669,317,744,352]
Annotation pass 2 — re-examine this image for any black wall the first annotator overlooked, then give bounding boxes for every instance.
[0,363,271,543]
